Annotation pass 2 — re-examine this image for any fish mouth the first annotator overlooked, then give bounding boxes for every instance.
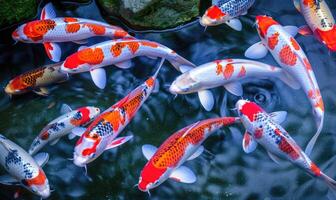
[73,153,88,167]
[199,16,214,27]
[39,187,51,199]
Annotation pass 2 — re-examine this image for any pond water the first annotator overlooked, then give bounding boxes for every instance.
[1,0,336,199]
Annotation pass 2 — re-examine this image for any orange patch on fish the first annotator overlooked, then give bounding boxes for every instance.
[114,29,129,38]
[121,89,143,120]
[290,37,300,50]
[268,32,279,50]
[125,42,140,54]
[64,17,80,33]
[26,169,47,186]
[78,47,105,65]
[303,58,312,70]
[40,131,49,140]
[140,41,159,48]
[10,68,45,91]
[23,20,56,41]
[206,5,225,20]
[110,43,126,57]
[224,64,234,79]
[310,163,321,176]
[215,60,223,75]
[102,110,126,132]
[146,77,155,88]
[237,66,246,78]
[85,24,106,35]
[279,45,297,66]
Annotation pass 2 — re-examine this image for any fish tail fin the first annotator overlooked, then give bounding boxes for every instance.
[168,56,195,73]
[152,58,165,79]
[277,70,301,90]
[320,172,336,198]
[305,115,324,156]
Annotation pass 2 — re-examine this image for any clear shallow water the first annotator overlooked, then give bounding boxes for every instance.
[1,0,336,199]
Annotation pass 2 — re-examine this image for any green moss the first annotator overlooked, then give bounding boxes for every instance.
[0,0,38,27]
[97,0,200,29]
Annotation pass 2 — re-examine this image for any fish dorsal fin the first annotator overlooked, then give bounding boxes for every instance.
[293,0,301,12]
[0,175,19,186]
[267,151,282,164]
[105,135,133,151]
[242,131,257,153]
[283,26,299,37]
[49,138,60,146]
[40,3,56,20]
[298,25,313,36]
[269,111,287,124]
[278,70,301,90]
[182,121,201,138]
[61,104,72,114]
[33,152,49,167]
[224,82,243,96]
[90,68,107,89]
[198,90,214,111]
[187,145,204,161]
[142,144,157,160]
[244,42,268,59]
[225,18,242,31]
[169,166,196,183]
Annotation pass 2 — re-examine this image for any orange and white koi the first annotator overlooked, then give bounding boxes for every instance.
[29,104,100,155]
[12,3,132,62]
[294,0,336,51]
[61,39,195,89]
[244,15,324,156]
[236,100,336,193]
[0,135,50,198]
[200,0,255,31]
[169,59,299,111]
[5,62,69,97]
[72,59,164,167]
[138,117,239,192]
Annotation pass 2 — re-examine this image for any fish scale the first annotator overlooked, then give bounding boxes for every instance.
[217,0,254,17]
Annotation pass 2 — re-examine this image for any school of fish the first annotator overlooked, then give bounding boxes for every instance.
[2,0,336,199]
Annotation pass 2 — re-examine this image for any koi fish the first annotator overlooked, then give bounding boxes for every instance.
[29,104,100,155]
[236,99,336,192]
[0,135,50,198]
[200,0,255,31]
[138,116,239,192]
[169,59,300,111]
[60,39,195,89]
[244,15,324,156]
[12,3,132,62]
[293,0,336,51]
[5,62,69,97]
[72,59,164,167]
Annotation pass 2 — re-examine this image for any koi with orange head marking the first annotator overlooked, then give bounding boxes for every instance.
[236,100,336,191]
[200,0,255,30]
[138,117,239,192]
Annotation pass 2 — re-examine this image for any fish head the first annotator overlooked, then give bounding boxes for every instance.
[73,130,101,167]
[315,27,336,51]
[12,20,53,43]
[255,15,279,39]
[70,107,101,126]
[61,47,105,74]
[22,169,50,199]
[138,161,168,192]
[236,99,265,132]
[169,71,200,94]
[87,106,101,121]
[200,5,228,26]
[4,78,28,95]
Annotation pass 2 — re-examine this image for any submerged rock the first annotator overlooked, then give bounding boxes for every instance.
[97,0,201,29]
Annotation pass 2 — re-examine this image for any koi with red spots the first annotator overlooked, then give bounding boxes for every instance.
[0,135,50,198]
[169,59,299,111]
[5,62,69,97]
[200,0,255,30]
[12,3,131,62]
[137,116,239,192]
[245,15,324,156]
[61,39,195,89]
[29,104,100,155]
[236,100,336,193]
[73,59,164,167]
[294,0,336,51]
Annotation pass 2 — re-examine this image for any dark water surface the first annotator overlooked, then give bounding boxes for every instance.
[1,0,336,199]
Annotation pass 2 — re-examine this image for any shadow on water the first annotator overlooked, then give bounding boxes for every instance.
[0,0,336,199]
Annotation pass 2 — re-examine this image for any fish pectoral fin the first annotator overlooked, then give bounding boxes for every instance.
[267,151,282,164]
[283,26,299,37]
[242,132,257,153]
[198,90,215,111]
[278,71,301,90]
[68,133,76,140]
[105,135,134,150]
[244,42,268,59]
[293,0,301,12]
[43,42,61,62]
[269,111,287,124]
[0,175,20,186]
[142,144,157,160]
[33,87,49,96]
[298,25,313,36]
[169,166,196,183]
[220,92,228,117]
[225,18,242,31]
[179,65,194,73]
[40,3,56,20]
[33,152,49,168]
[71,127,87,137]
[114,60,133,69]
[152,79,160,93]
[73,39,88,44]
[90,68,107,89]
[187,146,204,161]
[78,45,88,51]
[147,55,157,59]
[60,103,72,114]
[224,82,243,96]
[49,138,60,146]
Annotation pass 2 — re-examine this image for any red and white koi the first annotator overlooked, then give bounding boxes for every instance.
[236,100,336,192]
[169,59,299,111]
[138,117,239,192]
[12,3,131,62]
[200,0,255,30]
[60,39,195,89]
[0,135,50,198]
[29,104,100,155]
[294,0,336,51]
[5,62,69,97]
[72,59,164,167]
[244,15,324,156]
